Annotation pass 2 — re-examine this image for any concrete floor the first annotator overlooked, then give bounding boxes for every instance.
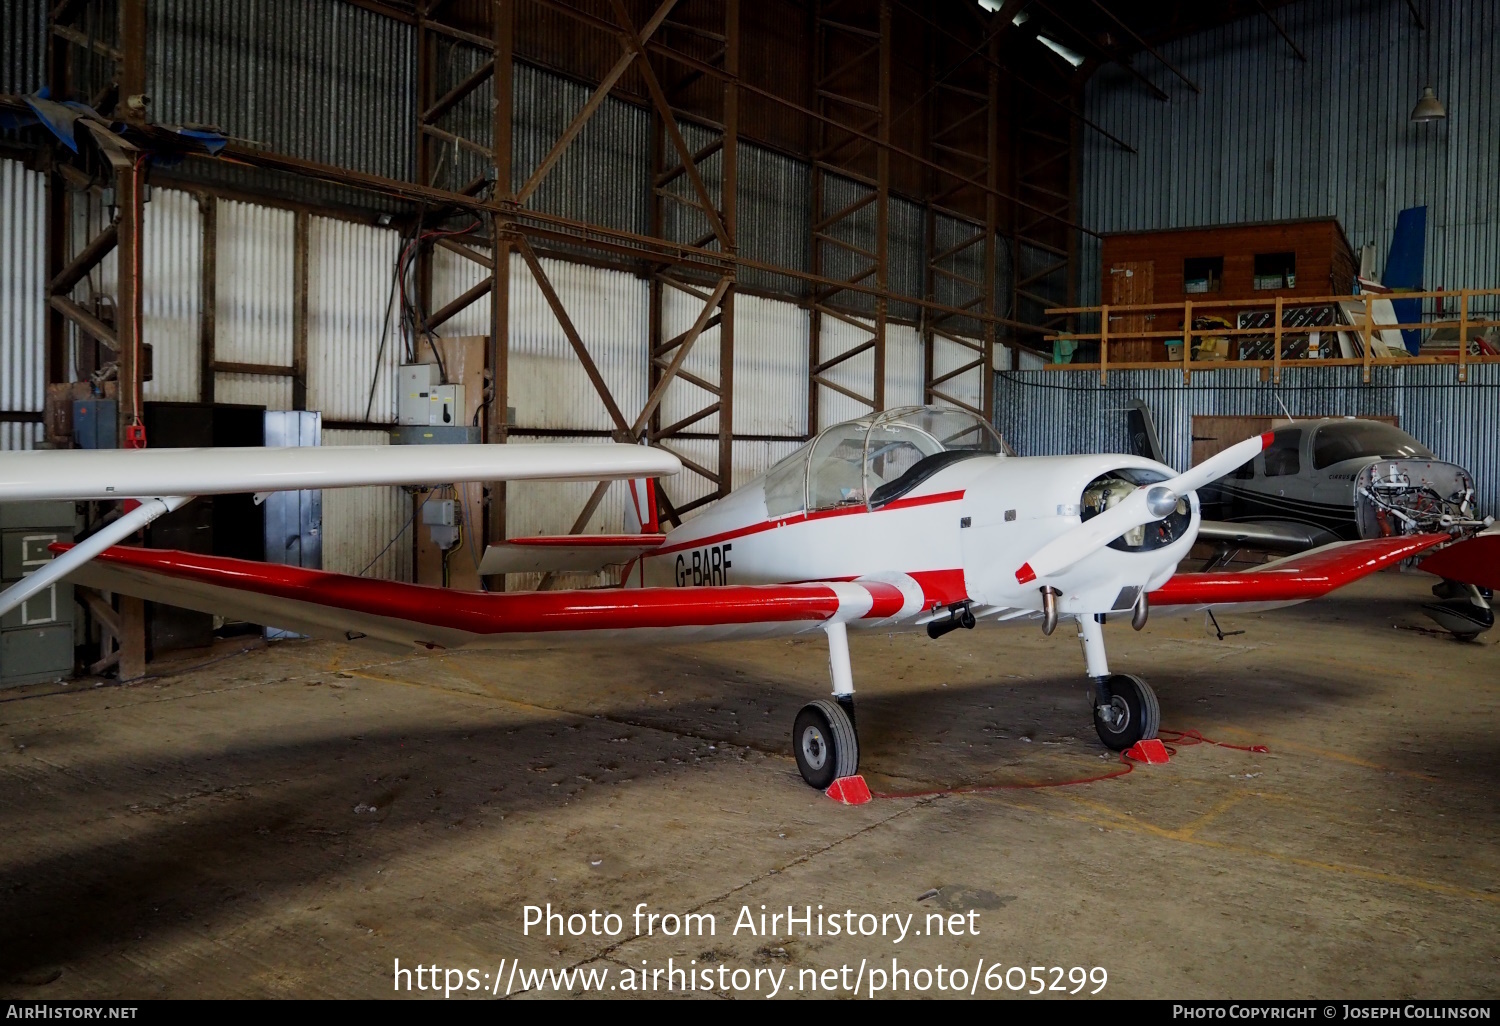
[0,570,1496,999]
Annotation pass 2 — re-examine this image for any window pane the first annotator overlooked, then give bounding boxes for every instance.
[1312,422,1434,469]
[1263,429,1302,476]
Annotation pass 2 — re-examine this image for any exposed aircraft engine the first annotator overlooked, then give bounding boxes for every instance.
[1080,469,1192,553]
[1354,459,1486,539]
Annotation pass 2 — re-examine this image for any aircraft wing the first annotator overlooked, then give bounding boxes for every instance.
[1195,518,1330,553]
[56,544,920,653]
[0,443,677,501]
[1148,534,1448,614]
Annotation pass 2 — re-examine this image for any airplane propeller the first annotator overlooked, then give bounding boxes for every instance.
[1015,431,1273,585]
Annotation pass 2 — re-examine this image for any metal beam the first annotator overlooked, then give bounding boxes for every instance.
[1255,0,1307,61]
[1087,0,1200,93]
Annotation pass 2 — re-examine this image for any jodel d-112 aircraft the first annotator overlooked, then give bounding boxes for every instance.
[0,407,1447,791]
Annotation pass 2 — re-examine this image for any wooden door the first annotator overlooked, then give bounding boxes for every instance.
[1109,261,1155,362]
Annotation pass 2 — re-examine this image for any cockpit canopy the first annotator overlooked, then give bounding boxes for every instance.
[764,406,1009,517]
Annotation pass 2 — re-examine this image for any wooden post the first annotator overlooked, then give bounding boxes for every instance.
[118,595,145,680]
[1458,289,1469,383]
[1098,304,1108,384]
[1362,295,1375,384]
[1272,295,1283,384]
[291,211,309,410]
[1182,300,1193,384]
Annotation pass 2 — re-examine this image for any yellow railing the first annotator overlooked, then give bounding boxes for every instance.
[1045,287,1500,383]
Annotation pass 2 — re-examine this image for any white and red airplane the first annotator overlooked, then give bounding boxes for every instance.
[0,407,1446,791]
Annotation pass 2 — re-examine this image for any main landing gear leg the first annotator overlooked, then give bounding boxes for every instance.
[792,621,860,789]
[1077,614,1160,752]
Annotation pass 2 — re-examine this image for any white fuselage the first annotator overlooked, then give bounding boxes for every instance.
[633,452,1199,626]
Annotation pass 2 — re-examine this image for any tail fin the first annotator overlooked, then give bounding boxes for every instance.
[625,478,660,534]
[1125,399,1166,464]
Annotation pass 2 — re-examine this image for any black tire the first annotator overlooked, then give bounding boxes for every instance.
[1091,673,1161,751]
[792,699,860,789]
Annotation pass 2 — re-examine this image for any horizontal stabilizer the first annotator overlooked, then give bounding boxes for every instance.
[477,534,667,575]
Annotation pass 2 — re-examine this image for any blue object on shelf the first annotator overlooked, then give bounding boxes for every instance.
[72,399,117,449]
[1385,206,1426,356]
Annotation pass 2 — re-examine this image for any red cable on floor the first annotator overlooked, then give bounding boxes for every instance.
[865,727,1268,801]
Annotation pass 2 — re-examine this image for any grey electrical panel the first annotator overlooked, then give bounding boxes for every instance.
[397,364,464,427]
[1,502,77,688]
[262,411,322,640]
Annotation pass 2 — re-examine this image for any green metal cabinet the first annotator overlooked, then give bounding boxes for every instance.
[0,502,77,687]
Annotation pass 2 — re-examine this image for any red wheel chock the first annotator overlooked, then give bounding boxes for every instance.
[1126,738,1170,764]
[825,775,872,805]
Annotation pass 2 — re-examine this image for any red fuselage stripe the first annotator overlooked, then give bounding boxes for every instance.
[652,489,966,557]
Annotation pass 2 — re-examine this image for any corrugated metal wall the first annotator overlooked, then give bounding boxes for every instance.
[0,159,44,450]
[1080,0,1500,306]
[320,427,411,581]
[215,200,295,410]
[1,0,46,95]
[149,0,416,182]
[142,188,201,402]
[995,365,1500,514]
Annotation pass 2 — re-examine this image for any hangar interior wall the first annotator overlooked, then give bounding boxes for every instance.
[1079,0,1500,306]
[995,366,1500,517]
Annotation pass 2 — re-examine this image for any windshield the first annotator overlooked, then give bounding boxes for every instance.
[1312,422,1434,469]
[805,407,1007,512]
[760,407,1008,516]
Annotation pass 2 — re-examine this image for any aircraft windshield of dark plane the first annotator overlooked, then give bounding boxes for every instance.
[1312,422,1434,469]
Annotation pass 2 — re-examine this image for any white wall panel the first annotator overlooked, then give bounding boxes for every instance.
[658,284,722,434]
[306,217,401,422]
[216,200,293,410]
[142,188,201,402]
[929,331,982,412]
[1,159,44,449]
[321,428,411,581]
[885,324,924,409]
[506,255,649,432]
[814,313,876,430]
[731,293,807,436]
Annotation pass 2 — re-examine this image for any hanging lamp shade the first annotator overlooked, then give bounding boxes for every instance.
[1410,86,1446,122]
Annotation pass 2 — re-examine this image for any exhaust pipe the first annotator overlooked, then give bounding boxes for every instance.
[1040,587,1059,636]
[1132,591,1149,631]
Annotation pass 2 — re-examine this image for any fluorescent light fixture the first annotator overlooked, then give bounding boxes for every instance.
[976,0,1004,10]
[1012,9,1030,25]
[1037,34,1086,67]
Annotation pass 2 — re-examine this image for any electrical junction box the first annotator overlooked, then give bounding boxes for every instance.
[421,499,460,550]
[397,364,463,427]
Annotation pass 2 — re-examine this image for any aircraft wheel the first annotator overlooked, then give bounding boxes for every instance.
[793,699,859,789]
[1092,673,1160,751]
